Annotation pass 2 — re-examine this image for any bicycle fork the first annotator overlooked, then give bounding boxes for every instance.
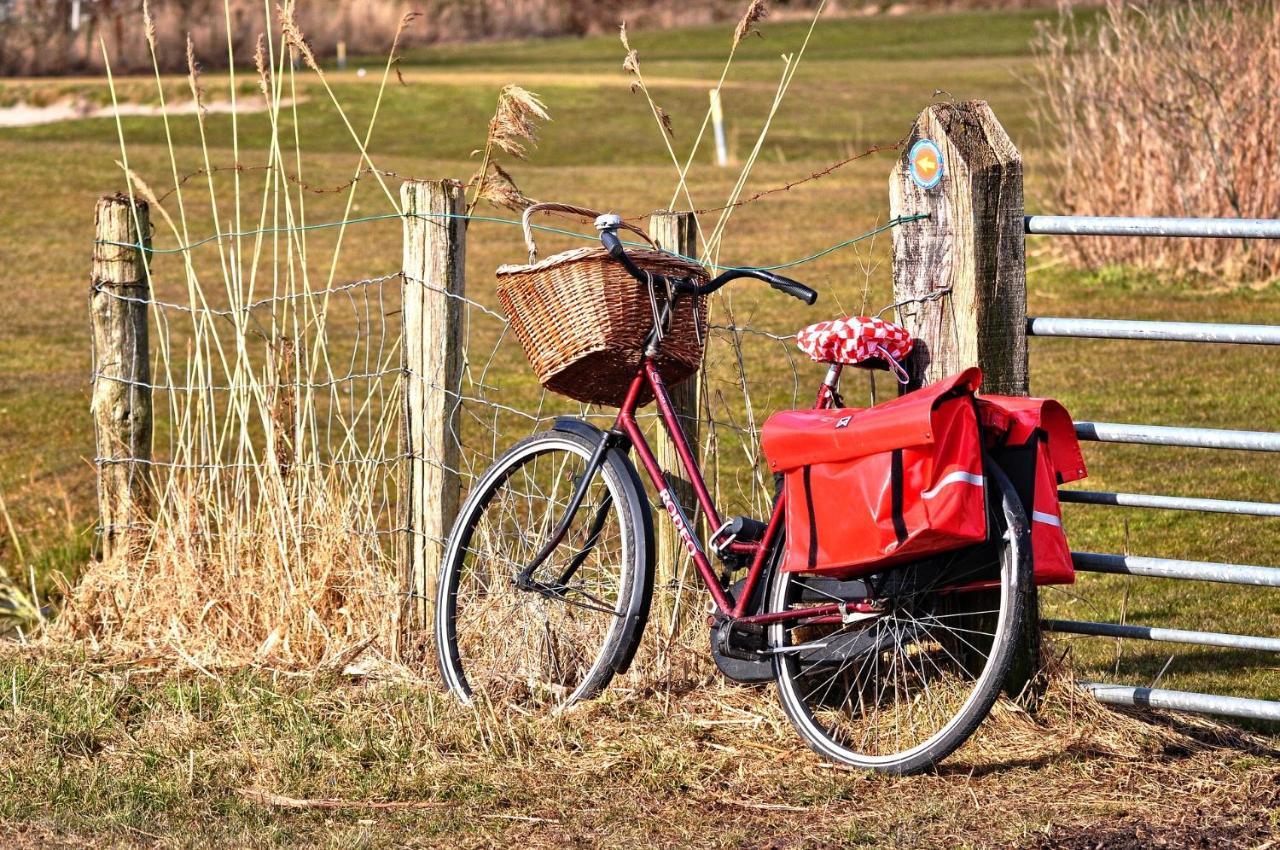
[514,428,622,598]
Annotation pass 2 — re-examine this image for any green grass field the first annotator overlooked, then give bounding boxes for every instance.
[0,6,1277,847]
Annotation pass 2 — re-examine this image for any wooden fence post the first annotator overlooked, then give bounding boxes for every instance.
[888,101,1040,699]
[649,210,701,601]
[889,100,1027,396]
[401,180,466,636]
[91,194,153,560]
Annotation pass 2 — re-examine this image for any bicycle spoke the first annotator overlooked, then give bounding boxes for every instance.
[774,491,1019,767]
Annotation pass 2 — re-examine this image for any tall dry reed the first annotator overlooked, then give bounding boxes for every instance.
[54,3,411,670]
[1033,0,1280,284]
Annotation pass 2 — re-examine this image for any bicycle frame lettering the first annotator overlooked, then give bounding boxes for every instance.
[658,488,701,558]
[614,358,817,623]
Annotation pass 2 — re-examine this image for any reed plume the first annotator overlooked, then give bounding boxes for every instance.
[732,0,768,49]
[185,36,207,117]
[467,85,549,214]
[474,162,534,212]
[280,2,321,74]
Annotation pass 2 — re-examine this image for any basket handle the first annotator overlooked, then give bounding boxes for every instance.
[520,202,658,262]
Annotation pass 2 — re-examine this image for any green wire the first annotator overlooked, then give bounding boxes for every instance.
[95,211,929,273]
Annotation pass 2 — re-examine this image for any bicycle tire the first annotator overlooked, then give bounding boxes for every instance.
[436,427,652,708]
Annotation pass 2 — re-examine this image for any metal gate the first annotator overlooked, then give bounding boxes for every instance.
[1024,214,1280,723]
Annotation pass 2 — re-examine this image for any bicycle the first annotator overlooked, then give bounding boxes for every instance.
[435,213,1033,775]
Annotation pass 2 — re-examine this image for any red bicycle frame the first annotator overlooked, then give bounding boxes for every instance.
[613,356,850,628]
[517,220,1004,634]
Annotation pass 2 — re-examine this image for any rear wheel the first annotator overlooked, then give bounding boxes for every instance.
[436,429,648,710]
[767,462,1031,774]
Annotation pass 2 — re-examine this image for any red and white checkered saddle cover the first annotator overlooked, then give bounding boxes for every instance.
[795,316,914,366]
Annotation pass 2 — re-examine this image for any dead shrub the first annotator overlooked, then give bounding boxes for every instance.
[1033,1,1280,284]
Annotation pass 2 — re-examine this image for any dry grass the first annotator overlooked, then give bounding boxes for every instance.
[47,3,411,671]
[1032,0,1280,284]
[1,642,1275,847]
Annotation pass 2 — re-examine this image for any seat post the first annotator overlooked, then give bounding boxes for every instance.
[814,363,845,409]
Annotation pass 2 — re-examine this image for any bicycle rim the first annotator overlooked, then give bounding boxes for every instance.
[437,433,637,709]
[769,470,1028,773]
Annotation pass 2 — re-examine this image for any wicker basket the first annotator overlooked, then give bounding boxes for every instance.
[496,203,709,407]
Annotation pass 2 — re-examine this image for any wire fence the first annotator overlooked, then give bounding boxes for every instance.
[77,195,909,668]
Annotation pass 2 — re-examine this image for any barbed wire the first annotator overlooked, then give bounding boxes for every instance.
[92,368,400,393]
[667,141,906,219]
[147,140,902,213]
[96,210,928,274]
[91,273,401,316]
[152,164,433,204]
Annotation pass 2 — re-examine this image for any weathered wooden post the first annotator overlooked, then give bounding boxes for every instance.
[401,180,467,635]
[889,101,1039,699]
[649,210,701,604]
[91,194,153,560]
[889,100,1027,396]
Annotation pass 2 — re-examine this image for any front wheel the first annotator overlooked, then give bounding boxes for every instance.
[436,428,650,710]
[767,461,1032,775]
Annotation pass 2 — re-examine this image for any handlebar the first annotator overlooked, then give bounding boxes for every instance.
[599,226,818,306]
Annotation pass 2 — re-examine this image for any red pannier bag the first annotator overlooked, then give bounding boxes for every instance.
[760,368,987,578]
[978,395,1088,585]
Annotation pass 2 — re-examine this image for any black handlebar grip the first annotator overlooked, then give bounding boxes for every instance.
[600,228,653,284]
[763,272,818,305]
[600,228,625,259]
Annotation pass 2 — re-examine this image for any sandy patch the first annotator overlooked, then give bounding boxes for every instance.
[0,97,302,128]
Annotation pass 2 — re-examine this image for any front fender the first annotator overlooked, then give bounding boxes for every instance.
[551,417,654,675]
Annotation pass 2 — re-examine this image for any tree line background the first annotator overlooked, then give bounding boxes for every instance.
[0,0,1062,76]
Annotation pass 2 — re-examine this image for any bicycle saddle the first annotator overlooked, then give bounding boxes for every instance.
[795,315,914,368]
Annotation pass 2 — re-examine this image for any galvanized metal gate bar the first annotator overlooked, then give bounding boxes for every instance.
[1082,683,1280,723]
[1074,421,1280,452]
[1059,489,1280,517]
[1024,210,1280,726]
[1072,551,1280,587]
[1044,619,1280,653]
[1027,317,1280,345]
[1025,215,1280,239]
